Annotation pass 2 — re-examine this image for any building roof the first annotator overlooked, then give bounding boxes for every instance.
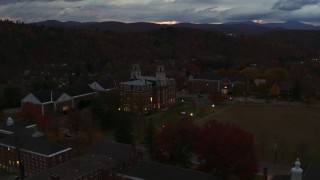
[120,161,218,180]
[28,154,119,180]
[120,79,152,86]
[0,119,36,136]
[89,140,134,162]
[192,73,246,82]
[137,75,157,81]
[96,80,116,89]
[0,134,71,157]
[31,84,96,103]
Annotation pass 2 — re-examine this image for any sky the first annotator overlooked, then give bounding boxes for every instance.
[0,0,320,25]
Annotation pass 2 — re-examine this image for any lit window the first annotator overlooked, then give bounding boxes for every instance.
[7,147,10,151]
[150,97,153,102]
[62,105,69,112]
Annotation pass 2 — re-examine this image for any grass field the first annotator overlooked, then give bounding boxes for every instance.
[205,103,320,165]
[147,99,320,165]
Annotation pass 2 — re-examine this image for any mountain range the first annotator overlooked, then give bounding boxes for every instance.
[34,20,320,34]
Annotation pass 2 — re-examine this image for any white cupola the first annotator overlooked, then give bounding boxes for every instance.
[130,64,141,80]
[291,158,303,180]
[156,66,166,80]
[6,117,14,126]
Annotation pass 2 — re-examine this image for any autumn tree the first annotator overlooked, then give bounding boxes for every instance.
[196,120,258,179]
[153,118,199,167]
[269,83,280,97]
[208,92,230,104]
[114,112,134,144]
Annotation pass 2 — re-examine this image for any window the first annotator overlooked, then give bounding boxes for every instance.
[63,105,69,112]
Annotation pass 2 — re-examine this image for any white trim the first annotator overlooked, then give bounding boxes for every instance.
[25,124,37,129]
[72,92,96,99]
[117,173,145,180]
[0,143,72,157]
[0,129,14,135]
[21,93,42,105]
[56,93,72,103]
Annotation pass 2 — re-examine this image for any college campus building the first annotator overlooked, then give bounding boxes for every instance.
[21,84,97,116]
[188,73,247,96]
[119,64,176,115]
[0,118,71,176]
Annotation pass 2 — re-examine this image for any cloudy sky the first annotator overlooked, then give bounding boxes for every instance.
[0,0,320,25]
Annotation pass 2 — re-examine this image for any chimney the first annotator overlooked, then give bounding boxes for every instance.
[263,167,268,180]
[51,174,60,180]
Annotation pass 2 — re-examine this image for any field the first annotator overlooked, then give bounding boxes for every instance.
[147,98,320,165]
[198,103,320,165]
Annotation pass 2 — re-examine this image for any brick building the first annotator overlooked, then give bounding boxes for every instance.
[29,140,143,180]
[119,65,176,115]
[21,84,96,116]
[0,118,71,177]
[188,74,247,96]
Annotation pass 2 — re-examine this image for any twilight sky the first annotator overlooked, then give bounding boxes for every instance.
[0,0,320,24]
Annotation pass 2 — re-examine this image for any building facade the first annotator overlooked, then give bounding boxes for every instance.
[119,65,176,115]
[21,84,97,116]
[0,135,71,176]
[188,74,247,96]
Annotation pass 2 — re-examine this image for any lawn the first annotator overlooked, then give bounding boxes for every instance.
[206,103,320,165]
[147,100,320,165]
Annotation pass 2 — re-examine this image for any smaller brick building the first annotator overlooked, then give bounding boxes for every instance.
[188,74,247,96]
[0,135,71,176]
[21,84,96,116]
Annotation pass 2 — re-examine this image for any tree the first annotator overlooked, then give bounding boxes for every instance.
[144,119,155,160]
[263,67,288,85]
[153,118,199,167]
[66,111,82,154]
[269,83,280,97]
[196,120,258,179]
[3,85,22,108]
[208,92,229,104]
[114,112,134,144]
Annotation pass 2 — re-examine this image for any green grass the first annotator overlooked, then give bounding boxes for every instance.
[208,103,320,165]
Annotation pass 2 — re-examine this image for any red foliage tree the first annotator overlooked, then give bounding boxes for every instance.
[153,118,199,167]
[20,105,53,134]
[196,120,258,179]
[208,92,230,104]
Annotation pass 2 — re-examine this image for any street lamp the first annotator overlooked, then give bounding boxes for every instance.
[190,113,194,117]
[211,104,215,112]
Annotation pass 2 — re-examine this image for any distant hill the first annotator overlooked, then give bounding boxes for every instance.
[262,21,319,30]
[34,20,320,34]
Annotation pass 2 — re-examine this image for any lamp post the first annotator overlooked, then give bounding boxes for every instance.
[212,104,215,112]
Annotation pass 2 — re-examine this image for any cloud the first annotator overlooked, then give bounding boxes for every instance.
[272,0,320,11]
[0,0,319,25]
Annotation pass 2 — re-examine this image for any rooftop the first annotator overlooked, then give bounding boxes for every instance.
[89,139,135,162]
[28,154,118,180]
[0,134,71,157]
[120,161,218,180]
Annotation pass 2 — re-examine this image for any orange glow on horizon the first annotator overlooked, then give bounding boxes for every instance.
[209,22,223,24]
[152,21,179,25]
[252,19,264,23]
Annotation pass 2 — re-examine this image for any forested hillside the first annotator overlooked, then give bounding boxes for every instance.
[1,20,320,82]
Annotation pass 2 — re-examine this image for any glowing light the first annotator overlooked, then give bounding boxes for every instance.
[209,22,223,25]
[152,21,179,25]
[150,97,153,102]
[118,108,121,111]
[190,113,193,116]
[253,19,264,23]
